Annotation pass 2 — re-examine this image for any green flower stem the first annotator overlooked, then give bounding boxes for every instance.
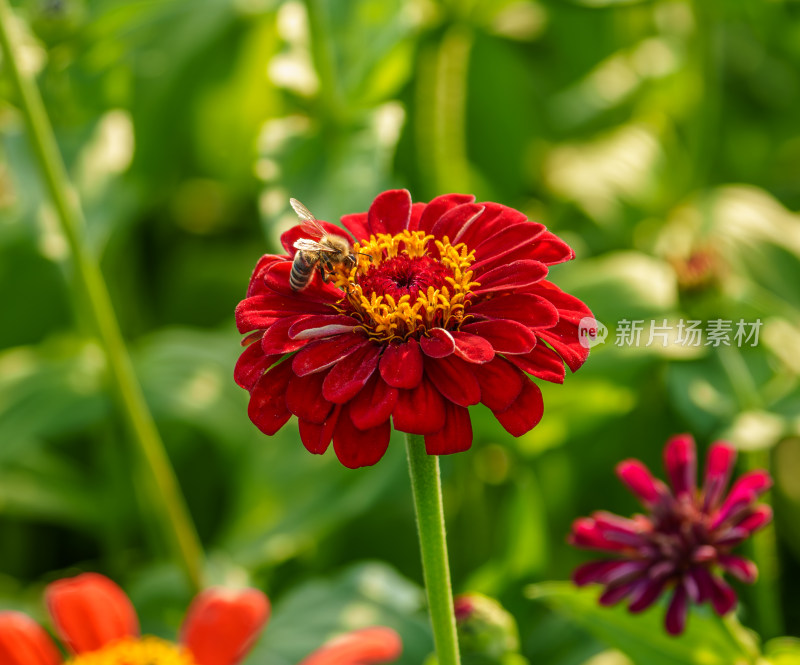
[0,0,203,591]
[405,433,461,665]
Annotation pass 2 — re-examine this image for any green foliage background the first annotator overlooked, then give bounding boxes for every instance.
[2,0,800,662]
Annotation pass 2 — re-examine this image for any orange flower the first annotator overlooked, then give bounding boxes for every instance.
[0,573,268,665]
[0,573,402,665]
[298,627,402,665]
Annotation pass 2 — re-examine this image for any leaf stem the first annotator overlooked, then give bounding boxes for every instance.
[405,433,461,665]
[0,0,203,591]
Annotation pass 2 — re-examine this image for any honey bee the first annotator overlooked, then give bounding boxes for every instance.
[289,198,366,291]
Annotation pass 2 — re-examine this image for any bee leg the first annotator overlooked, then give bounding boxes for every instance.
[320,260,335,284]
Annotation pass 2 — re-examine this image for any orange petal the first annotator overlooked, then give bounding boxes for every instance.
[0,611,62,665]
[299,627,402,665]
[45,573,139,654]
[181,588,269,665]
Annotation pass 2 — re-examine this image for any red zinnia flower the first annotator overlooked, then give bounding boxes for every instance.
[235,190,591,468]
[0,572,268,665]
[569,434,772,635]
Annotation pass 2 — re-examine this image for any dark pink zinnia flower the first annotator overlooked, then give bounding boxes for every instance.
[569,434,773,635]
[235,190,591,468]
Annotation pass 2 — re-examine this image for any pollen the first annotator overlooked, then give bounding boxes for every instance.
[65,637,197,665]
[331,230,480,341]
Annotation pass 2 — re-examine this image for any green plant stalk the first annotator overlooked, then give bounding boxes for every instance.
[303,0,343,125]
[717,348,783,638]
[405,434,461,665]
[415,24,473,197]
[743,449,783,640]
[0,0,203,591]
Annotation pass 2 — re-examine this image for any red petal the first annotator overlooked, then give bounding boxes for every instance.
[470,294,559,330]
[708,575,738,616]
[471,260,548,295]
[45,573,139,654]
[472,222,547,265]
[379,339,424,388]
[505,343,566,384]
[703,442,737,510]
[181,588,269,665]
[598,581,637,606]
[286,371,333,424]
[292,336,369,376]
[350,374,398,430]
[260,316,311,355]
[663,434,697,498]
[530,230,575,265]
[299,627,402,665]
[332,405,391,468]
[430,203,485,242]
[572,560,623,586]
[454,201,528,249]
[419,328,456,358]
[340,212,370,243]
[393,377,447,435]
[719,555,758,584]
[471,357,523,412]
[424,403,472,454]
[264,260,343,301]
[628,577,668,613]
[530,282,592,323]
[247,255,284,297]
[492,377,543,436]
[537,320,590,372]
[235,341,278,391]
[736,505,772,533]
[569,517,633,552]
[451,331,494,364]
[0,612,62,665]
[424,355,481,407]
[322,343,381,403]
[248,361,294,435]
[408,202,426,231]
[615,460,667,507]
[418,194,476,235]
[289,314,359,340]
[461,320,537,355]
[235,294,331,334]
[281,221,354,255]
[367,189,411,236]
[299,406,341,455]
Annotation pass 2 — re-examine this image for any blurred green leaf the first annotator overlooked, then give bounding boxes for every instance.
[250,562,433,665]
[527,583,755,665]
[765,638,800,665]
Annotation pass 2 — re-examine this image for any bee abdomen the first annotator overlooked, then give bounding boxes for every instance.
[290,252,316,291]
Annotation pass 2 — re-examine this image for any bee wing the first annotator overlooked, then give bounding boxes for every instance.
[293,238,327,252]
[289,198,328,238]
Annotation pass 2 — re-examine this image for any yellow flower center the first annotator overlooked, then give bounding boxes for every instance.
[332,230,480,341]
[65,637,196,665]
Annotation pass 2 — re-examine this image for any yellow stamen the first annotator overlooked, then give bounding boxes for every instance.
[65,637,196,665]
[330,230,481,341]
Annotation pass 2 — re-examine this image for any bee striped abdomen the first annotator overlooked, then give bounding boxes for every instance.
[290,250,318,291]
